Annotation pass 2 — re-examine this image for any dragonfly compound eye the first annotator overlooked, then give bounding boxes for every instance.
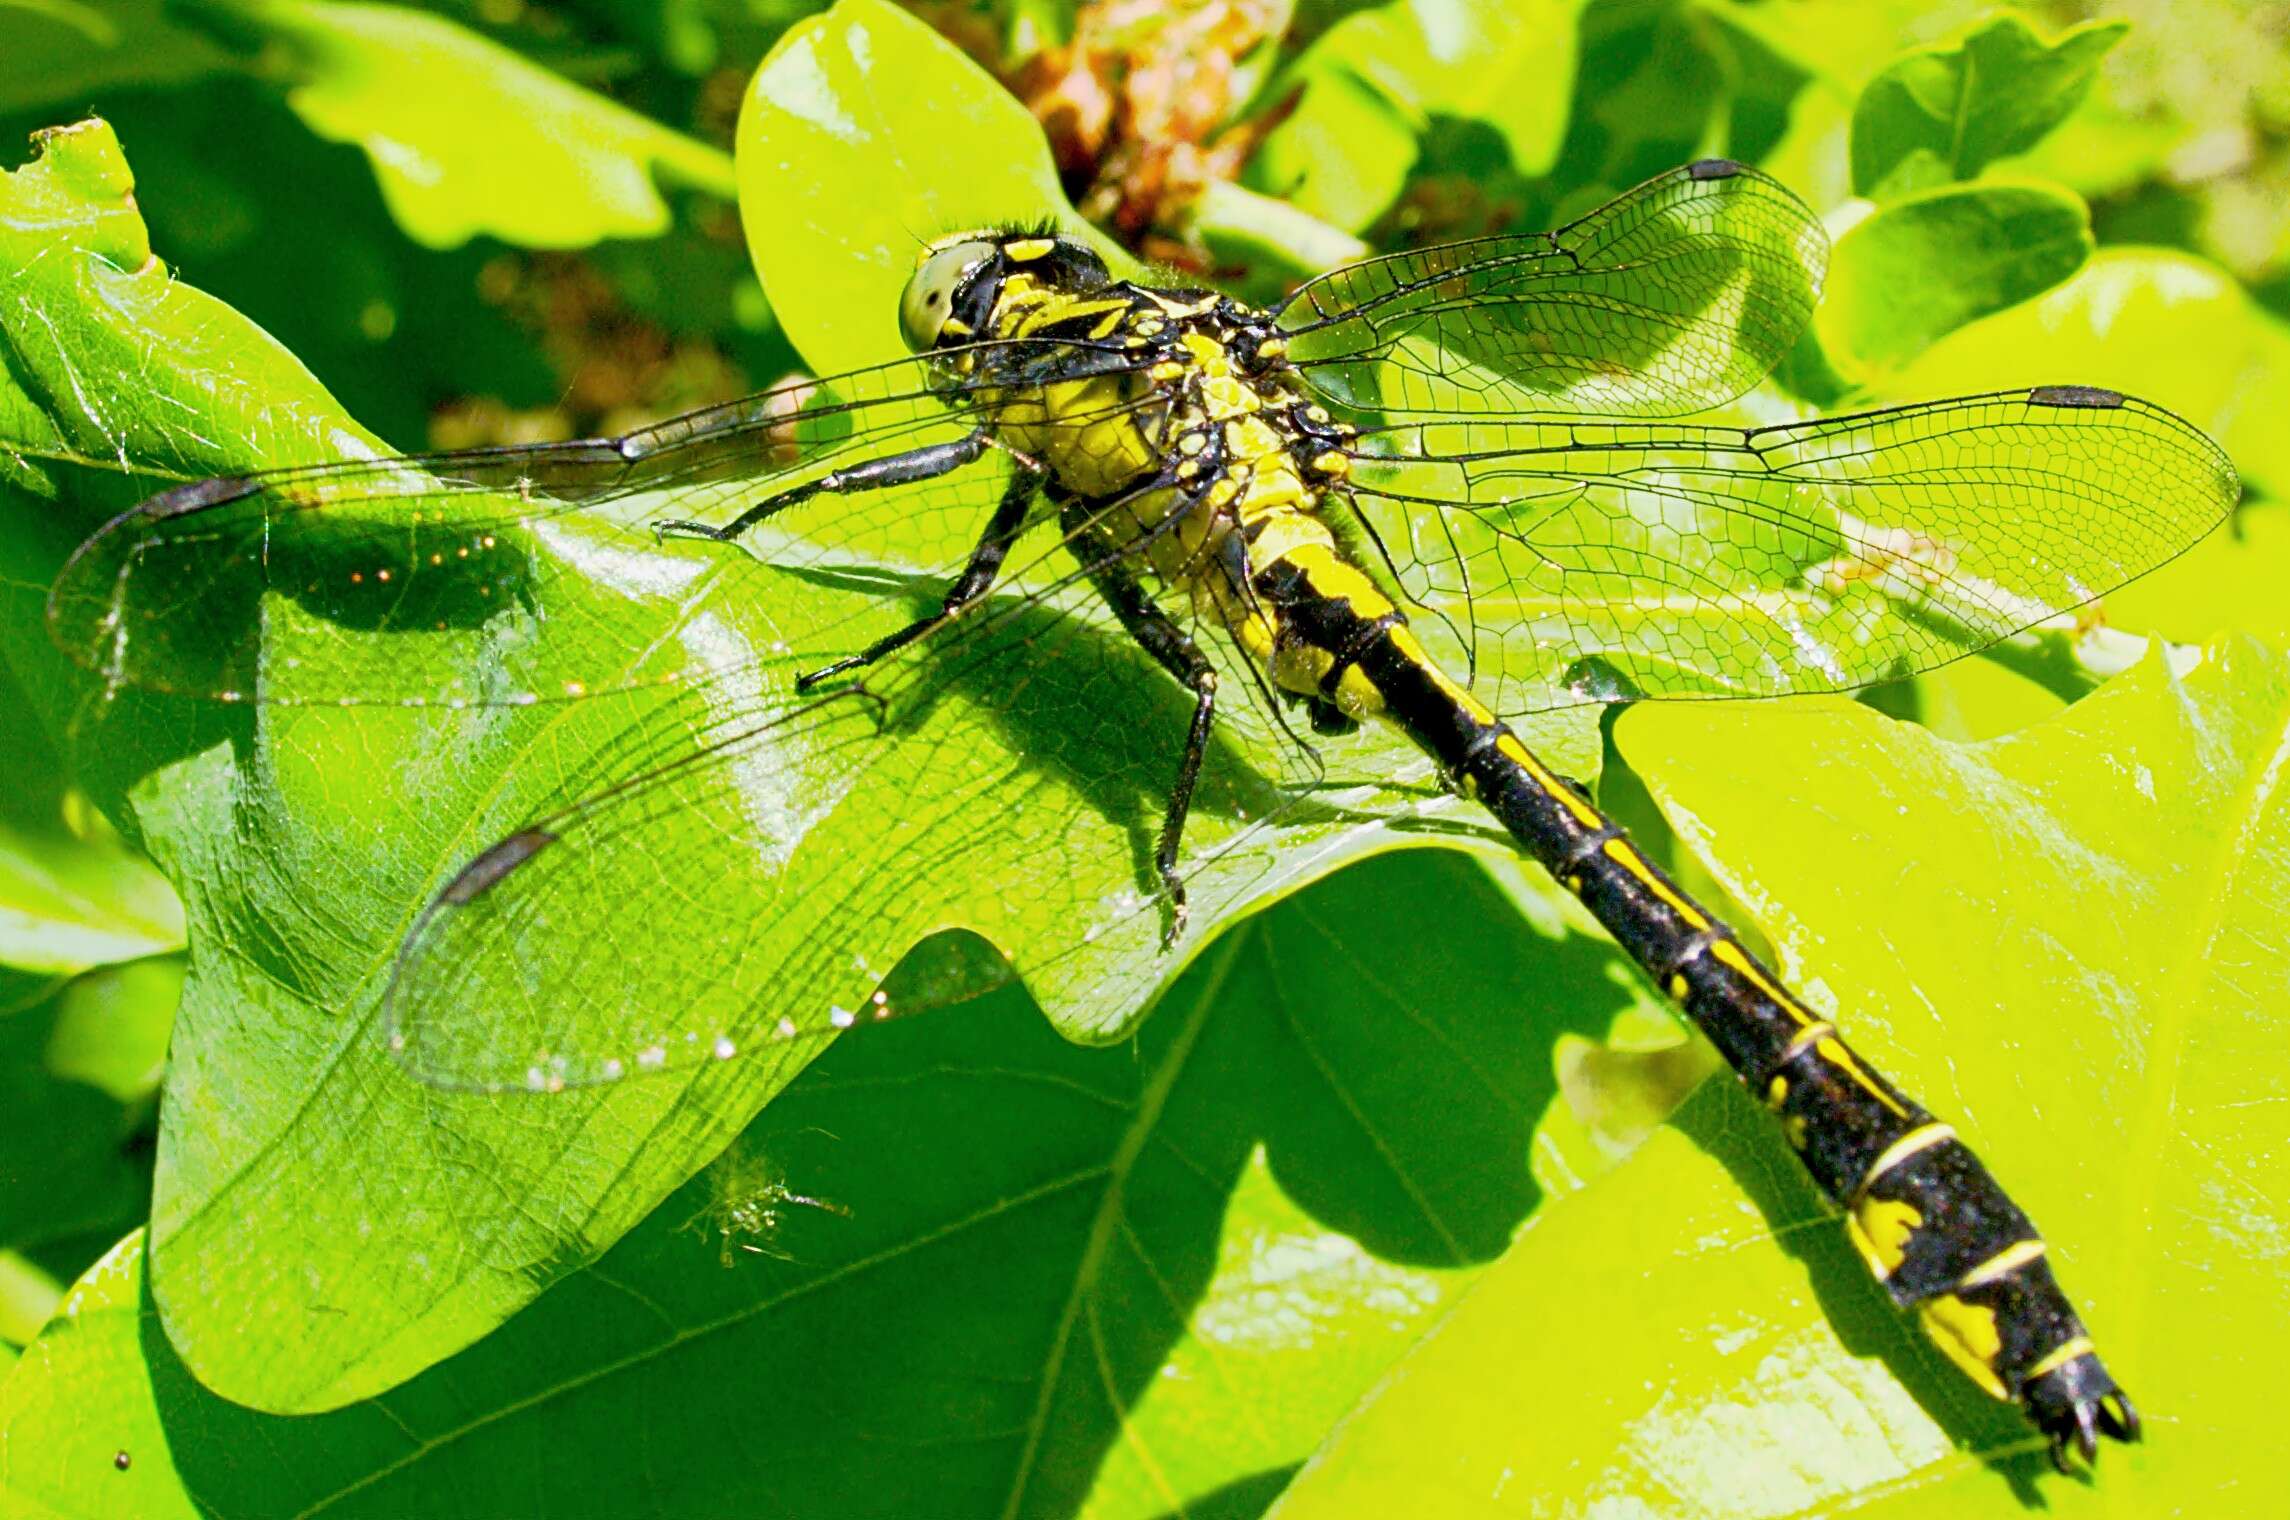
[900,235,1001,352]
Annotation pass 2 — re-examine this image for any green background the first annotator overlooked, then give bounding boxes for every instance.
[1,1,2284,1515]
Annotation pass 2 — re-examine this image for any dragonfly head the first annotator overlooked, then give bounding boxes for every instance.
[899,228,1111,352]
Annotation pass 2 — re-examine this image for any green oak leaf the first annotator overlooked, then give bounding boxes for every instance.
[211,0,735,249]
[0,852,1661,1518]
[41,955,181,1105]
[1874,242,2290,755]
[736,0,1119,381]
[1,1252,63,1346]
[1278,637,2290,1515]
[1884,247,2290,499]
[0,87,1598,1419]
[1250,0,1579,234]
[1541,0,1808,207]
[0,814,181,977]
[0,654,183,976]
[1818,179,2092,375]
[0,0,238,116]
[2111,501,2290,653]
[0,1236,196,1520]
[1850,14,2127,200]
[0,118,388,485]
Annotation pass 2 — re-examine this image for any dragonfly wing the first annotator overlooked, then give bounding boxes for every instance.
[380,491,1339,1093]
[48,332,1383,1094]
[44,349,1121,708]
[1277,160,1827,420]
[1343,387,2242,715]
[385,678,922,1091]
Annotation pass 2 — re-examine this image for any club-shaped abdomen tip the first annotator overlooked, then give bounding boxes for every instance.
[2022,1353,2138,1471]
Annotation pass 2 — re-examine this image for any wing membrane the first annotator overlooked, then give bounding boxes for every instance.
[1278,160,1827,420]
[1344,388,2240,715]
[45,344,1152,708]
[381,498,1356,1093]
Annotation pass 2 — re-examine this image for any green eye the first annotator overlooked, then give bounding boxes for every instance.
[899,236,995,351]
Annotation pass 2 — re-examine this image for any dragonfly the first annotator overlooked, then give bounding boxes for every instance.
[48,159,2238,1468]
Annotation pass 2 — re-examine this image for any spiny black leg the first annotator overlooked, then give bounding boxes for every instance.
[655,430,990,545]
[795,461,1044,692]
[1067,517,1217,947]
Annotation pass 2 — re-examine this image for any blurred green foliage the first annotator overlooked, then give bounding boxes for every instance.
[1,2,2286,1516]
[1850,13,2125,197]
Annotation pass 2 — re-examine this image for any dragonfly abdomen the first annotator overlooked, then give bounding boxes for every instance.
[1250,546,2136,1465]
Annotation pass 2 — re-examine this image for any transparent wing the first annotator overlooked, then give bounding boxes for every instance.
[56,212,2232,1099]
[379,482,1365,1093]
[45,343,1151,708]
[1277,160,1827,420]
[1342,386,2241,716]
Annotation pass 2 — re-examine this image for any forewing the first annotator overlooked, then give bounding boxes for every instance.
[1344,387,2240,716]
[1278,160,1827,420]
[44,347,1127,708]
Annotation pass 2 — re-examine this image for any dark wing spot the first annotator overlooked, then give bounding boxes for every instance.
[440,828,558,906]
[2027,384,2126,410]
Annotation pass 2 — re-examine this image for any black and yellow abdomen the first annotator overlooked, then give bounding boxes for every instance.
[1248,536,2133,1451]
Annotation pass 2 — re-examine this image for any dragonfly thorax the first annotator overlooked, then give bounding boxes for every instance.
[906,232,1389,722]
[942,262,1385,724]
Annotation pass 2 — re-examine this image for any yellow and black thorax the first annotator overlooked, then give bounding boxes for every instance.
[900,229,1409,725]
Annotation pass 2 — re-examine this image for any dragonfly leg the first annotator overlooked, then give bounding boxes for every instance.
[794,462,1044,692]
[1067,523,1217,947]
[655,429,991,544]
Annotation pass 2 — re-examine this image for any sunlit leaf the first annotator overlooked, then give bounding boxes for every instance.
[1279,638,2290,1514]
[222,0,736,249]
[0,118,385,482]
[1252,0,1579,233]
[1884,246,2290,497]
[0,1251,61,1346]
[2,854,1660,1517]
[1851,14,2126,199]
[0,817,182,976]
[736,0,1113,379]
[0,63,1599,1419]
[1820,179,2091,374]
[2,10,2281,1515]
[0,1235,197,1520]
[43,956,180,1103]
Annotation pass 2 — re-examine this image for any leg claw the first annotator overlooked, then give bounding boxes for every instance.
[1158,874,1189,950]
